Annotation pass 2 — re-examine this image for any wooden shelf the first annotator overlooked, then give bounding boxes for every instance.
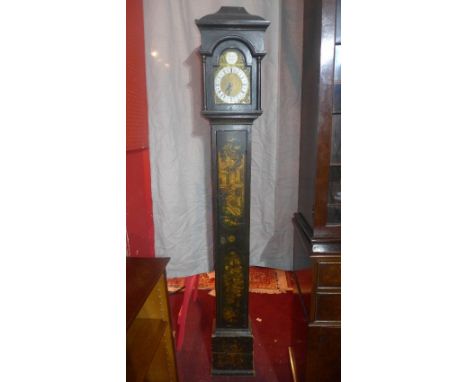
[127,257,178,382]
[127,318,167,382]
[126,257,169,330]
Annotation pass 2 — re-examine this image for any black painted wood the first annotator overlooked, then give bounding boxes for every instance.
[212,126,251,329]
[196,6,269,375]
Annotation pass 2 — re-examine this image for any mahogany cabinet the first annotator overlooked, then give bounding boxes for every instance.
[306,251,341,382]
[293,0,341,380]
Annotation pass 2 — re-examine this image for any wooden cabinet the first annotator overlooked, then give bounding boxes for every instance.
[127,257,178,382]
[307,252,341,381]
[293,0,341,380]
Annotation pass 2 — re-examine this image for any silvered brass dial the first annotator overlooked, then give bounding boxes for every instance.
[214,50,251,104]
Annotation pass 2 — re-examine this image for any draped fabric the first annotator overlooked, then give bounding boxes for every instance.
[143,0,303,277]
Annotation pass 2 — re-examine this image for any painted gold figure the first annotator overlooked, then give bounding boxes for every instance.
[222,250,244,324]
[218,139,245,228]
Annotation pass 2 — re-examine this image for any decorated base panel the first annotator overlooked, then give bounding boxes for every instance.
[212,323,254,375]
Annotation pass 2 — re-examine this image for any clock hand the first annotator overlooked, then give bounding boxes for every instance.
[225,82,232,95]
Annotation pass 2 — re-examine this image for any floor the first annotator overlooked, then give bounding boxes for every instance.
[169,269,311,382]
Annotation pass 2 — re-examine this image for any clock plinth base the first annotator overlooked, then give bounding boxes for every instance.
[211,320,254,375]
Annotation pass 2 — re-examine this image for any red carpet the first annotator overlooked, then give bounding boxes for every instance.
[169,288,310,381]
[168,267,292,294]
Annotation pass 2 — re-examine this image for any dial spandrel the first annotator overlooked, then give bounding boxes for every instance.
[214,49,251,105]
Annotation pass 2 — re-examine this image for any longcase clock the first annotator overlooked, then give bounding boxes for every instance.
[196,6,269,376]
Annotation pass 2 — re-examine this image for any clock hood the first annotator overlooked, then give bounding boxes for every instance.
[196,7,270,57]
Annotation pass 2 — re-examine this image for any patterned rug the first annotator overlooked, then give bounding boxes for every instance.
[167,266,293,294]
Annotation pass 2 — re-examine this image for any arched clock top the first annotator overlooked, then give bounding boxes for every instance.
[196,7,269,57]
[211,40,253,66]
[199,36,262,61]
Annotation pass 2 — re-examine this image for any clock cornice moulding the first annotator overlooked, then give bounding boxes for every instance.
[196,7,270,29]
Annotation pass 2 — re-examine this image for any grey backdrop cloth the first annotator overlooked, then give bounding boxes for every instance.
[143,0,303,277]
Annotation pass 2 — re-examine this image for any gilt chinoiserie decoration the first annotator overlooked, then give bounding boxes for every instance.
[196,7,270,375]
[218,136,245,229]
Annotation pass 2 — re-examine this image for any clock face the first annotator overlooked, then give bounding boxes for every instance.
[214,50,251,105]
